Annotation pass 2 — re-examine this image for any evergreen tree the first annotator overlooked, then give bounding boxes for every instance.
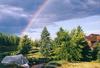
[18,35,32,55]
[52,26,92,62]
[97,51,100,62]
[93,43,100,61]
[58,38,70,61]
[55,27,69,46]
[82,45,93,61]
[40,27,52,57]
[66,26,85,61]
[53,28,67,57]
[0,33,20,60]
[70,26,84,61]
[33,40,40,47]
[71,26,92,61]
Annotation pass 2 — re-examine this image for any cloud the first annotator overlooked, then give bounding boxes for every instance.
[45,0,100,18]
[87,0,100,6]
[0,0,46,12]
[0,4,31,19]
[0,18,28,33]
[0,0,47,34]
[0,0,100,35]
[0,4,32,33]
[29,0,100,29]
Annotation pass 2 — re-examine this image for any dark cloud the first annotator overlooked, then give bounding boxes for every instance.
[28,0,100,30]
[0,4,31,34]
[0,16,28,33]
[0,0,45,12]
[0,0,100,34]
[0,0,46,34]
[40,0,100,21]
[0,4,31,18]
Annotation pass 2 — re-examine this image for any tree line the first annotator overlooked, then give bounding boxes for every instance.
[0,33,20,61]
[40,26,100,62]
[0,26,100,62]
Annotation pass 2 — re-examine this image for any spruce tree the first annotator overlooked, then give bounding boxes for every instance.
[69,26,89,61]
[54,28,71,60]
[97,51,100,62]
[40,27,52,57]
[93,43,100,61]
[18,35,32,55]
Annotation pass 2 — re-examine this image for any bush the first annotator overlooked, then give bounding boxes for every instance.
[20,45,32,55]
[97,51,100,62]
[0,52,11,61]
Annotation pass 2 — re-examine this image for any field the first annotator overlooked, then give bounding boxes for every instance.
[60,62,100,68]
[31,61,100,68]
[28,48,100,68]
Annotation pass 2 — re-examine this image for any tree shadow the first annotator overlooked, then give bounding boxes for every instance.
[29,58,51,65]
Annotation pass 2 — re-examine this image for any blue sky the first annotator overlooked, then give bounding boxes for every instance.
[0,0,100,39]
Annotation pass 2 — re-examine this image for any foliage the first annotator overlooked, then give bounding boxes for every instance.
[82,45,93,61]
[53,26,90,62]
[0,26,100,63]
[0,33,20,61]
[40,27,52,57]
[18,35,32,55]
[93,43,100,61]
[0,33,20,51]
[54,28,70,60]
[33,40,40,47]
[71,26,93,61]
[97,51,100,62]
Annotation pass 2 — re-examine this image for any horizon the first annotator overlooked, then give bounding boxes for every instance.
[0,0,100,40]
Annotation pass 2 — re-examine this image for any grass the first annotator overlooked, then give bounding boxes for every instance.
[27,52,43,58]
[27,49,100,68]
[31,60,100,68]
[58,62,100,68]
[41,61,100,68]
[1,47,100,68]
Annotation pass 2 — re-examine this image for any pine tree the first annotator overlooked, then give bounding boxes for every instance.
[54,28,71,60]
[33,40,40,47]
[0,33,20,60]
[70,26,87,61]
[97,51,100,62]
[40,27,52,57]
[55,27,69,46]
[18,35,32,55]
[93,43,100,61]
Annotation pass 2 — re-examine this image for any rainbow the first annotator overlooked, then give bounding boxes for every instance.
[21,0,49,36]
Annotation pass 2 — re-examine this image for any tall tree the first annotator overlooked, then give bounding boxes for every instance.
[54,27,69,46]
[58,26,84,61]
[18,35,32,55]
[71,26,92,61]
[70,26,84,60]
[40,27,52,57]
[97,46,100,62]
[58,31,71,61]
[57,26,89,62]
[53,28,65,55]
[93,43,100,61]
[0,33,20,60]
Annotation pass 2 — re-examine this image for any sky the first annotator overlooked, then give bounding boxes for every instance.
[0,0,100,40]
